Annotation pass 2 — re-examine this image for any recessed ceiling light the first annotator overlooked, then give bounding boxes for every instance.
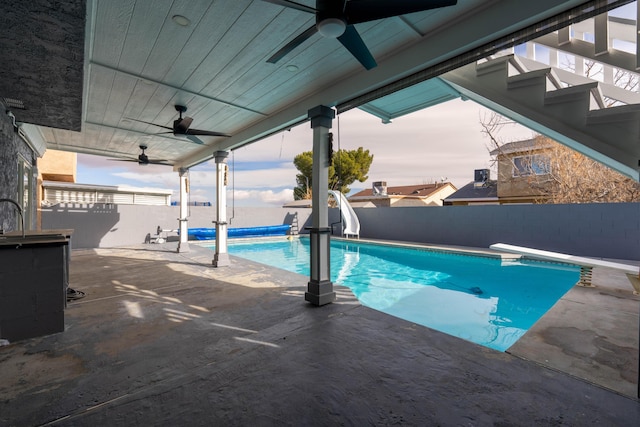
[172,15,191,27]
[286,64,299,72]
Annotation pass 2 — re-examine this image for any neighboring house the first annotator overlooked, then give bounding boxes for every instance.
[42,181,173,207]
[37,150,77,228]
[38,149,77,184]
[490,138,552,204]
[443,169,498,206]
[36,149,173,228]
[349,181,457,207]
[445,138,552,206]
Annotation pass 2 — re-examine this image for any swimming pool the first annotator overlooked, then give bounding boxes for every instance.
[205,237,580,351]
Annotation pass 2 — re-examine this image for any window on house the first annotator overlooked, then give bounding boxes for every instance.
[512,154,550,177]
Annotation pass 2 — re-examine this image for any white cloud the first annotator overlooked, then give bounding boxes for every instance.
[231,167,298,189]
[234,125,313,162]
[232,188,293,206]
[187,187,214,203]
[185,165,297,189]
[112,171,176,188]
[186,170,216,187]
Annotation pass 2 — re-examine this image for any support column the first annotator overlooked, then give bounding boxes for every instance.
[305,105,336,306]
[213,151,230,267]
[177,168,190,253]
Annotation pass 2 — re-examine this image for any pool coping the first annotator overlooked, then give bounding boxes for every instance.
[208,235,589,270]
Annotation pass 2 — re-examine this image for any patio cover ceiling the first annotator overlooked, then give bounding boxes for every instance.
[0,0,625,170]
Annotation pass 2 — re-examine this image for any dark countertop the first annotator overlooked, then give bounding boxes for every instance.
[0,229,73,246]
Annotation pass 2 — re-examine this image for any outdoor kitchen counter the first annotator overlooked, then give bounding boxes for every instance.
[0,229,73,245]
[0,229,73,342]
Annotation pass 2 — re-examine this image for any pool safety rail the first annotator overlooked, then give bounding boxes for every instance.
[188,225,291,240]
[490,243,640,294]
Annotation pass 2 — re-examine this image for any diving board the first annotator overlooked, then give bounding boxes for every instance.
[490,243,640,294]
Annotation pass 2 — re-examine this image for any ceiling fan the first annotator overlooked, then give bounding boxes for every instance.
[127,105,231,145]
[262,0,458,70]
[108,145,172,166]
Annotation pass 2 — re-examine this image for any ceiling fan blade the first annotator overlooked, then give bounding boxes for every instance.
[124,117,173,131]
[108,158,172,166]
[260,0,315,14]
[267,24,318,64]
[175,116,194,134]
[337,25,377,70]
[186,128,231,138]
[345,0,457,24]
[185,134,205,145]
[147,160,173,165]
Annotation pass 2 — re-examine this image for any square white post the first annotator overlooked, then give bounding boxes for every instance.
[177,168,190,253]
[305,105,336,306]
[213,151,231,267]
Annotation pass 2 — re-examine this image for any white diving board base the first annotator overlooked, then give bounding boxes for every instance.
[490,243,640,294]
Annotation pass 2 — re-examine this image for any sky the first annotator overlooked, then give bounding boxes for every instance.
[77,99,535,206]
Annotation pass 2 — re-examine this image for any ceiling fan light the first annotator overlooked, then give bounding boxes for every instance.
[317,18,346,38]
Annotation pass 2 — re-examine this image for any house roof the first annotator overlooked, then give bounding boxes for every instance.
[42,181,173,195]
[349,201,377,208]
[350,183,455,199]
[282,199,312,208]
[489,138,554,156]
[443,181,498,202]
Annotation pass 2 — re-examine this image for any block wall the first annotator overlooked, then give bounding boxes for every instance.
[353,203,640,261]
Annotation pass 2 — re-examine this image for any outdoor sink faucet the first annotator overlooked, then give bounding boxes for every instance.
[0,198,25,238]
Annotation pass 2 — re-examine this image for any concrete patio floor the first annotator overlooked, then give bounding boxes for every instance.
[1,242,639,426]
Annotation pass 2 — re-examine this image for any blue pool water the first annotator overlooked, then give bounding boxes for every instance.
[206,238,579,351]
